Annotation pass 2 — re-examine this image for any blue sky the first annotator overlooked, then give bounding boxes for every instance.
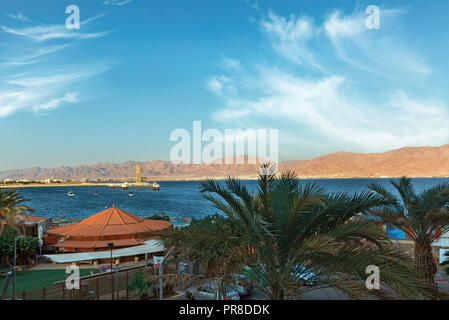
[0,0,448,170]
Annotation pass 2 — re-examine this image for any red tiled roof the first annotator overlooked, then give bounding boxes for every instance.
[53,238,144,249]
[21,214,51,223]
[43,235,58,245]
[47,207,172,240]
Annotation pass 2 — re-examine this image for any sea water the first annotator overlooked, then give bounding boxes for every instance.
[16,178,449,223]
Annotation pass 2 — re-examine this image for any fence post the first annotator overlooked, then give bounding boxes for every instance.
[111,272,115,300]
[116,268,119,300]
[96,278,100,300]
[126,272,129,300]
[42,287,46,300]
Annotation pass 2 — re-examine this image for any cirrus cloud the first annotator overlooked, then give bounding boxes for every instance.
[208,8,448,154]
[0,11,114,118]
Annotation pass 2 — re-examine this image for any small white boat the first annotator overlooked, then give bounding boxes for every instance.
[152,182,160,191]
[128,192,135,197]
[67,191,75,197]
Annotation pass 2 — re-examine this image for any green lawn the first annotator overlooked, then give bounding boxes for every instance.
[0,268,98,296]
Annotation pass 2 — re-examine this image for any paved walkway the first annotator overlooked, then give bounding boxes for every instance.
[28,260,148,271]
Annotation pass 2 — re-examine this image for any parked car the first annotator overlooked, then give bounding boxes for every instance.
[292,265,319,286]
[185,280,240,300]
[229,274,254,297]
[243,264,319,287]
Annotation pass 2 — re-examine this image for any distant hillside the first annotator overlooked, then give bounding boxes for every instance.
[1,145,449,180]
[283,144,449,178]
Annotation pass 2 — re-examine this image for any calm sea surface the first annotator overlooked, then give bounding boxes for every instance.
[15,178,449,221]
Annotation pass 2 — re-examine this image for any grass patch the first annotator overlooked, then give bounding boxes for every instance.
[0,268,98,296]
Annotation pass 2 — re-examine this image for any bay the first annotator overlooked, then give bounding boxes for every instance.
[16,178,449,221]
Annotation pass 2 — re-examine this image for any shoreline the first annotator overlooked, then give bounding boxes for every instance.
[2,175,449,189]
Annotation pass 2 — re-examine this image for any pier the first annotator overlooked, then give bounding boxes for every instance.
[0,163,160,190]
[0,182,160,189]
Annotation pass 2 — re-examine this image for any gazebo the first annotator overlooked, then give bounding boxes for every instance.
[45,207,172,254]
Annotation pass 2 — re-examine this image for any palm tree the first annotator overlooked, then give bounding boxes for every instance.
[368,177,449,292]
[163,164,432,299]
[0,189,35,234]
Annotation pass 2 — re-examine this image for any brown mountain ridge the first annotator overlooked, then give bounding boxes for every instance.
[1,144,449,181]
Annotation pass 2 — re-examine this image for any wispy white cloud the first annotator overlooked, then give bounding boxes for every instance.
[1,45,68,67]
[1,25,109,42]
[0,62,112,118]
[207,75,233,96]
[6,64,111,88]
[324,10,365,41]
[32,92,79,113]
[208,8,447,153]
[6,13,32,22]
[260,8,430,77]
[103,0,133,6]
[210,68,449,151]
[1,12,109,42]
[0,12,113,118]
[222,58,241,70]
[323,9,430,77]
[244,0,260,11]
[260,10,323,70]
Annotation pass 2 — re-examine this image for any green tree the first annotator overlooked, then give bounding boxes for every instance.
[164,214,237,277]
[0,226,38,267]
[368,177,449,292]
[145,213,171,221]
[164,164,432,300]
[0,189,35,233]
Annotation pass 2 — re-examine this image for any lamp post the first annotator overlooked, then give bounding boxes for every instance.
[107,242,114,272]
[38,225,43,257]
[158,247,174,300]
[13,235,25,300]
[107,242,114,300]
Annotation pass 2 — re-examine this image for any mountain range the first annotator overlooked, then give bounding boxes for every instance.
[1,144,449,181]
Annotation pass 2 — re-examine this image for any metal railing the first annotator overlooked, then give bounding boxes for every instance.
[11,264,185,300]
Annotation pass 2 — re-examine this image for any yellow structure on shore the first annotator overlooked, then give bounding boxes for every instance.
[0,162,160,189]
[136,164,143,183]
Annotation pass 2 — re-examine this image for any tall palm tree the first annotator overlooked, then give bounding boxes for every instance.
[0,189,35,234]
[163,164,432,299]
[368,177,449,291]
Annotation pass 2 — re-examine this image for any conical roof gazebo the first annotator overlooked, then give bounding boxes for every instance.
[47,207,172,253]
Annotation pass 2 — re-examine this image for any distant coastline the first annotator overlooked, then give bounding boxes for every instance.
[2,144,449,182]
[2,175,449,189]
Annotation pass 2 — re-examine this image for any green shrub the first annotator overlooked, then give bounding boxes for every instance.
[127,271,153,299]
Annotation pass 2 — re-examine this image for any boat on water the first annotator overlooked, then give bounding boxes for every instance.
[152,182,160,191]
[94,191,99,196]
[128,192,135,197]
[67,191,75,197]
[121,183,128,190]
